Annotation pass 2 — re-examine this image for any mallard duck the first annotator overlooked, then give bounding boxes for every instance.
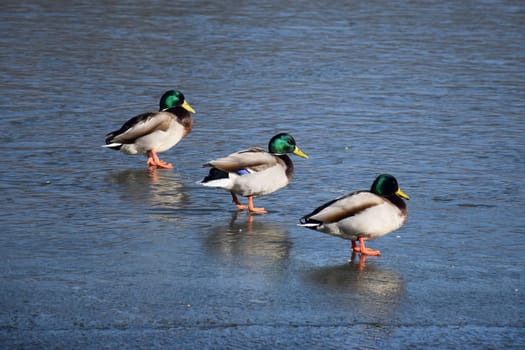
[104,90,196,170]
[299,174,409,256]
[200,133,308,213]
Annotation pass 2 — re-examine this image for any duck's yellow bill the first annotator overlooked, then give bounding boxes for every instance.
[182,101,196,113]
[396,188,410,200]
[293,147,309,159]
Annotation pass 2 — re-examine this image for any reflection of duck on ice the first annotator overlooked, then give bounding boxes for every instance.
[204,212,291,263]
[106,169,189,215]
[306,260,404,319]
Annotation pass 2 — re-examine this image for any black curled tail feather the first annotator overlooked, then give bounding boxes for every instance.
[105,131,116,144]
[299,216,309,225]
[298,215,323,229]
[104,132,122,150]
[201,168,229,183]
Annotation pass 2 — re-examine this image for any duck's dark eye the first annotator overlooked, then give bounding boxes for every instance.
[390,178,398,188]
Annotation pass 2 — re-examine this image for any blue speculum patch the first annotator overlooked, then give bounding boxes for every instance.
[236,169,250,175]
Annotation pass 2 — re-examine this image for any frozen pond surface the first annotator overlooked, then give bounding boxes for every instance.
[1,0,524,348]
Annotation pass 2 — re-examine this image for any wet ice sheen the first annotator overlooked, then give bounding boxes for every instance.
[1,0,524,348]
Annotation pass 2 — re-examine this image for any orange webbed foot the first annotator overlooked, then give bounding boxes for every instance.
[248,207,267,214]
[247,196,267,214]
[234,204,249,211]
[359,247,381,256]
[147,159,173,169]
[155,160,173,169]
[231,193,248,211]
[355,237,381,256]
[147,150,173,170]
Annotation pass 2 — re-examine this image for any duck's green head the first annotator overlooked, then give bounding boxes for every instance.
[159,90,196,113]
[268,133,308,158]
[371,174,410,200]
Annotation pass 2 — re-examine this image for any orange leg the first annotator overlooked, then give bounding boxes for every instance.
[351,240,360,252]
[231,193,248,210]
[357,237,381,256]
[247,196,266,214]
[147,150,173,170]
